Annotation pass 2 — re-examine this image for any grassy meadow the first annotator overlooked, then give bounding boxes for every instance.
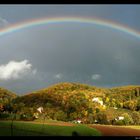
[0,120,101,136]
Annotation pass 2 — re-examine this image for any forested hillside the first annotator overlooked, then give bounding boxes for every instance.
[0,82,140,125]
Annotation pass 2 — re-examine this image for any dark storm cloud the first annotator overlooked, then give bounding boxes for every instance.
[0,5,140,30]
[0,5,140,93]
[0,17,9,28]
[0,22,140,94]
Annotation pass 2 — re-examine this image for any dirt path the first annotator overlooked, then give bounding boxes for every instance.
[90,124,140,136]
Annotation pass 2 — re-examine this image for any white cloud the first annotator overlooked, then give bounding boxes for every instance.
[0,60,36,80]
[91,74,101,80]
[54,73,63,79]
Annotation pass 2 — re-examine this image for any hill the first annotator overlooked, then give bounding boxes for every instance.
[0,87,17,112]
[1,82,140,125]
[11,82,140,124]
[0,87,17,102]
[13,82,109,106]
[14,82,140,106]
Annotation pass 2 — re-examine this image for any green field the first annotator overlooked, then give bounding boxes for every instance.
[0,121,101,136]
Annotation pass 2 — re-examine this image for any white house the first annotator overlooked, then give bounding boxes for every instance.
[77,120,81,123]
[73,119,82,124]
[37,107,43,113]
[33,112,39,119]
[92,97,99,102]
[92,97,103,106]
[94,120,98,123]
[118,116,124,120]
[115,116,124,121]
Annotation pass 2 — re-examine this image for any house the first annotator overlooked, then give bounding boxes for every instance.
[33,112,39,119]
[77,119,82,123]
[114,107,118,109]
[115,116,124,121]
[37,107,43,113]
[94,120,98,123]
[72,119,82,124]
[92,97,99,102]
[118,116,124,120]
[92,97,103,106]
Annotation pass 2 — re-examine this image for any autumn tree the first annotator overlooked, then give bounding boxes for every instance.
[137,98,140,110]
[131,111,140,125]
[53,110,67,121]
[122,113,133,125]
[123,100,137,111]
[96,112,108,124]
[0,104,4,112]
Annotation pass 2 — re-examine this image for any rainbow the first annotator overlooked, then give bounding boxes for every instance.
[0,16,140,39]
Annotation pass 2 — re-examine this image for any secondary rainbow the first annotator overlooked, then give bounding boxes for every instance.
[0,17,140,39]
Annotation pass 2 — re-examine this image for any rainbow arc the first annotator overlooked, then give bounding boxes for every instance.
[0,17,139,38]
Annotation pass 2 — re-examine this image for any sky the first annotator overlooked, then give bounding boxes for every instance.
[0,5,140,94]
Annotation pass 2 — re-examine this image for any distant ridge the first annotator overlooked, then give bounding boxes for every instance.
[12,82,140,106]
[1,82,140,97]
[0,87,17,99]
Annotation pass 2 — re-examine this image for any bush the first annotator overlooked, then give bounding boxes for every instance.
[114,113,134,125]
[122,113,133,125]
[0,113,18,120]
[20,113,35,121]
[15,114,21,120]
[0,113,10,119]
[114,120,125,125]
[87,113,94,124]
[53,110,67,121]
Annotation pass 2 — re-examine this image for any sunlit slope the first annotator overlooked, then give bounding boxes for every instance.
[0,87,17,100]
[13,82,140,108]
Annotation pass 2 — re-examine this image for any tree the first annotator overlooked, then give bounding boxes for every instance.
[131,111,140,125]
[123,100,137,111]
[4,102,13,113]
[137,98,140,110]
[87,113,95,124]
[122,113,134,125]
[69,112,78,120]
[96,112,108,124]
[54,110,67,121]
[110,98,116,107]
[0,104,4,112]
[88,108,93,114]
[105,97,110,106]
[136,88,140,97]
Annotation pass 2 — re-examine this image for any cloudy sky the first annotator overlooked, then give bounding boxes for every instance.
[0,5,140,94]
